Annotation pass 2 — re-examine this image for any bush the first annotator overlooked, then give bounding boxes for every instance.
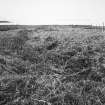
[89,72,102,82]
[82,82,93,94]
[64,93,81,105]
[0,94,12,105]
[44,36,60,51]
[96,88,105,104]
[0,36,25,54]
[64,57,91,74]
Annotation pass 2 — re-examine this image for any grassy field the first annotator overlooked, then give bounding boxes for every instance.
[0,25,105,105]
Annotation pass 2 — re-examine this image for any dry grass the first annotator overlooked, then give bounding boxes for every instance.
[0,25,105,105]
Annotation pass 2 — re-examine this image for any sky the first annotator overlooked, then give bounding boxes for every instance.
[0,0,105,25]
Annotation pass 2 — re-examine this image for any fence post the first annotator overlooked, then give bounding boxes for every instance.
[103,22,104,32]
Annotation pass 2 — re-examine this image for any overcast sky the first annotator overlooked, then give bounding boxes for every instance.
[0,0,105,25]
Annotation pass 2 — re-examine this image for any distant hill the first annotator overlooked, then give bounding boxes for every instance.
[0,24,103,31]
[0,21,11,23]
